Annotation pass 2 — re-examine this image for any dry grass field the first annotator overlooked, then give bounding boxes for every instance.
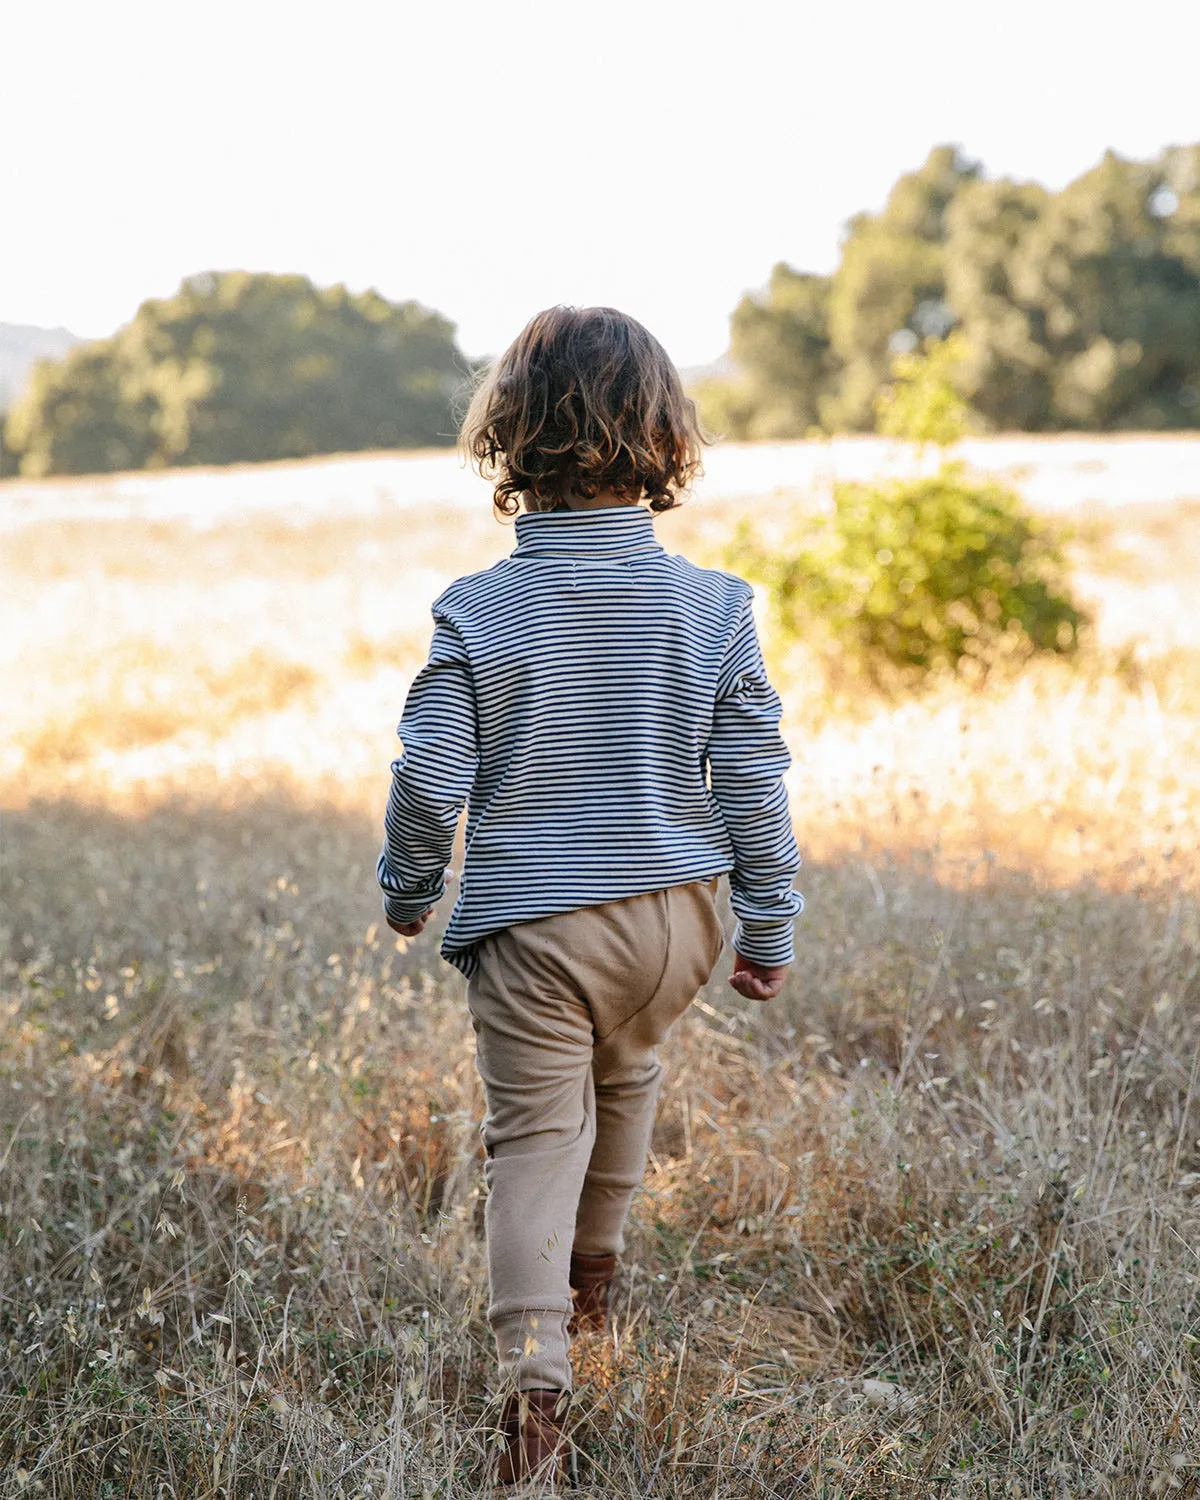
[2,445,1200,1497]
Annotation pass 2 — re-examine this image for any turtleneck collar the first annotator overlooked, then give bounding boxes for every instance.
[511,505,664,560]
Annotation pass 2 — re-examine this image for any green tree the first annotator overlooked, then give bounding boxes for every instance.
[0,411,20,477]
[694,265,835,438]
[707,142,1200,436]
[1012,148,1200,428]
[4,272,470,476]
[943,177,1054,429]
[823,145,980,430]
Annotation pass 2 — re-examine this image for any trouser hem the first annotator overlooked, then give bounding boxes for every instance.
[492,1308,573,1393]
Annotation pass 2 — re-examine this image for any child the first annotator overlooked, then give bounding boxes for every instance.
[377,306,802,1484]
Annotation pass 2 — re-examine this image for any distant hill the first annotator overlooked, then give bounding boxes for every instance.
[0,323,80,409]
[680,355,735,389]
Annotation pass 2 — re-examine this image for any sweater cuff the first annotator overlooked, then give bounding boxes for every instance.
[731,919,795,968]
[378,855,446,924]
[382,885,444,925]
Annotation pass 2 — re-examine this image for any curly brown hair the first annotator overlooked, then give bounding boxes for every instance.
[459,305,710,516]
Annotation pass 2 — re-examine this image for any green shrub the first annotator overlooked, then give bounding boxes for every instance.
[730,332,1089,689]
[731,463,1088,687]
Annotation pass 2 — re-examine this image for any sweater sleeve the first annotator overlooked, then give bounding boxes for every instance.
[705,595,804,965]
[376,614,479,926]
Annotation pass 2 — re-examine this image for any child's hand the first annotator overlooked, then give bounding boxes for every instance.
[386,908,435,938]
[729,952,789,1001]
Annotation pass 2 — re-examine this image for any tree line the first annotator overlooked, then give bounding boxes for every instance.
[696,143,1200,438]
[3,142,1198,478]
[1,272,474,477]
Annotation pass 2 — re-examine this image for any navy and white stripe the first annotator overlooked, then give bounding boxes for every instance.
[377,505,803,976]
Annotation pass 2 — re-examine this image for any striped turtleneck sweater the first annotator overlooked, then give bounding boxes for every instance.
[377,504,803,976]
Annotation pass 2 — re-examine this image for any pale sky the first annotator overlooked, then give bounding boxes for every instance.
[5,0,1199,367]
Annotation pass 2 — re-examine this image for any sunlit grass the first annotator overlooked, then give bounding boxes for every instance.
[1,473,1198,1497]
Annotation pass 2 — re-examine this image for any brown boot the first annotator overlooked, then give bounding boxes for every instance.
[494,1387,569,1486]
[569,1251,616,1335]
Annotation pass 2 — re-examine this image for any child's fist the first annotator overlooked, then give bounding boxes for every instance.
[729,952,789,1001]
[387,908,435,938]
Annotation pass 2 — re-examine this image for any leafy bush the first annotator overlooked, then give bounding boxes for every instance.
[731,463,1088,687]
[730,331,1089,689]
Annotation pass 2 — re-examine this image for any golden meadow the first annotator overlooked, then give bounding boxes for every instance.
[2,441,1199,1498]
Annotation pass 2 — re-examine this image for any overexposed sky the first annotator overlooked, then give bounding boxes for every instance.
[4,0,1199,367]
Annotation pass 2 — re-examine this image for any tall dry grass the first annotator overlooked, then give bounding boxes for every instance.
[1,484,1199,1497]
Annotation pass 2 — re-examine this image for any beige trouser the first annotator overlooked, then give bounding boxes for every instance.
[466,878,724,1392]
